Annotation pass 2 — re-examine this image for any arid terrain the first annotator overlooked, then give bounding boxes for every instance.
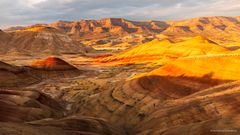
[1,16,240,135]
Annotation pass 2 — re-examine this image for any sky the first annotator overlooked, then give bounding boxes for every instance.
[1,0,240,28]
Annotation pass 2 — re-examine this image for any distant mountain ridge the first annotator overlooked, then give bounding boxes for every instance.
[5,16,240,44]
[1,16,240,55]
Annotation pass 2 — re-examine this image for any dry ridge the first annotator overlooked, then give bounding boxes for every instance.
[1,26,93,55]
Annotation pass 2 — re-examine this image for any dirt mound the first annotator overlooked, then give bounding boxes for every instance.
[31,57,78,71]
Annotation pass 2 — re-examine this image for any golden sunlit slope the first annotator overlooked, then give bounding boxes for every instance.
[6,26,92,55]
[15,26,51,32]
[147,55,240,80]
[99,36,229,64]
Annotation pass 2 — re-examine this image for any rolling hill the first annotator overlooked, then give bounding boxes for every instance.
[98,36,229,65]
[147,54,240,80]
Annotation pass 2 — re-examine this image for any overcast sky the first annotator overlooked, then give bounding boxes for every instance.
[1,0,240,28]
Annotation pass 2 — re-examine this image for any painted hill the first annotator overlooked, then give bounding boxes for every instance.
[29,57,82,78]
[99,36,229,65]
[31,57,79,70]
[6,26,92,55]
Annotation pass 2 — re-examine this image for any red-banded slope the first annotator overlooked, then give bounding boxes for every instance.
[29,57,82,78]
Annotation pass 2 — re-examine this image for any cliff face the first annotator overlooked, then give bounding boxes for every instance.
[49,18,169,36]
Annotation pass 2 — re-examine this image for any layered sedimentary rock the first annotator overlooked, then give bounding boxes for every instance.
[134,81,240,134]
[0,30,11,54]
[0,61,40,87]
[0,116,126,135]
[0,89,64,122]
[0,88,127,135]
